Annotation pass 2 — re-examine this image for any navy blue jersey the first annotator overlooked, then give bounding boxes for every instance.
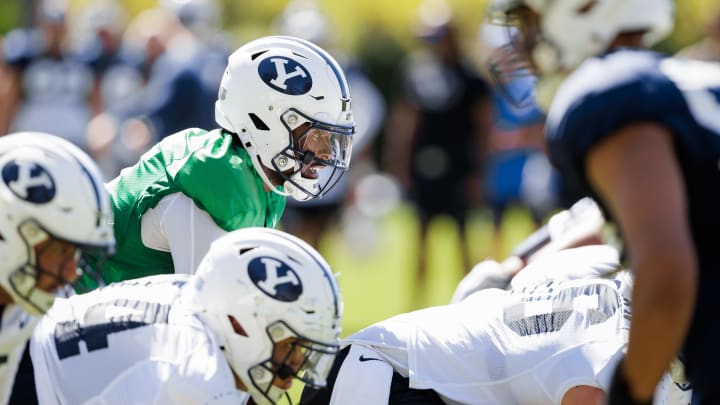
[547,49,720,260]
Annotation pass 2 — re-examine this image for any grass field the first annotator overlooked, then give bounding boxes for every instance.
[286,202,537,401]
[321,202,538,337]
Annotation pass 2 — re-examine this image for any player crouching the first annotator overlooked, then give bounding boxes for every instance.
[30,228,342,405]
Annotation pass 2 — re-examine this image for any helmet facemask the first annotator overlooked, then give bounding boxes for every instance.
[486,4,545,108]
[7,220,113,315]
[243,320,339,405]
[269,108,353,202]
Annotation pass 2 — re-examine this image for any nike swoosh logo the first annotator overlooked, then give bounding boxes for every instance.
[359,355,383,363]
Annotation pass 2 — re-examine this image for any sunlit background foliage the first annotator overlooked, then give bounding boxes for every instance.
[1,0,716,54]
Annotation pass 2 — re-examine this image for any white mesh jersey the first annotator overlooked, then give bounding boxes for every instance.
[0,305,37,404]
[30,275,247,405]
[345,269,632,404]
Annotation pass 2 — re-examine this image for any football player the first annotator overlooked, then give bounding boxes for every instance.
[0,132,115,402]
[300,245,691,405]
[31,227,342,405]
[76,35,355,290]
[488,1,720,403]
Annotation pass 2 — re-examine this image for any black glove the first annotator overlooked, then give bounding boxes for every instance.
[607,360,653,405]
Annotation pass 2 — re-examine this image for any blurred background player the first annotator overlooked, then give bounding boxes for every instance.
[73,0,147,180]
[0,132,114,403]
[383,0,493,305]
[158,0,230,127]
[273,0,387,250]
[476,22,560,258]
[0,0,100,148]
[119,0,226,141]
[84,3,224,179]
[488,0,720,403]
[31,228,342,405]
[76,35,355,292]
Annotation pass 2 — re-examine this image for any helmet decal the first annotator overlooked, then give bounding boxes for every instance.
[2,159,56,203]
[248,256,303,301]
[185,228,341,405]
[283,36,349,100]
[215,36,355,201]
[258,56,313,95]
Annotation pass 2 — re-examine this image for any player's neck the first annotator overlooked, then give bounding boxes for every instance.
[261,165,285,190]
[0,288,13,306]
[233,369,248,391]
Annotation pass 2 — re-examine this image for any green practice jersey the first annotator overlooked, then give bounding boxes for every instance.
[77,128,286,291]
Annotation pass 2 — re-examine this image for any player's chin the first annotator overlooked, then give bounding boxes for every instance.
[271,375,294,390]
[37,279,67,293]
[300,168,319,179]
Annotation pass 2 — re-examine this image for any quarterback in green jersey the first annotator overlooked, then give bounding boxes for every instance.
[78,36,355,291]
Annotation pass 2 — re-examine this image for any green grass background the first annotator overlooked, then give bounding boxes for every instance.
[324,203,536,336]
[287,202,537,401]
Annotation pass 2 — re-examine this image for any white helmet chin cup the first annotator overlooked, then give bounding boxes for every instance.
[0,132,115,314]
[214,35,355,200]
[283,174,318,202]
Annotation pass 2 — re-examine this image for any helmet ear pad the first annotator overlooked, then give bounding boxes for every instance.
[214,36,355,201]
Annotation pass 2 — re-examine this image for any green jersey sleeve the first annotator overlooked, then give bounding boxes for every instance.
[77,129,285,292]
[169,131,286,230]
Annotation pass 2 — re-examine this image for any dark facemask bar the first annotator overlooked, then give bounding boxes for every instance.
[247,320,339,404]
[272,108,353,199]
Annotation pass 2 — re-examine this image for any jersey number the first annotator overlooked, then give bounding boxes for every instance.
[54,299,171,359]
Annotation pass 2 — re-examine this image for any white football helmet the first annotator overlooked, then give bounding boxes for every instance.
[0,132,115,314]
[215,35,355,201]
[489,0,674,74]
[180,227,343,405]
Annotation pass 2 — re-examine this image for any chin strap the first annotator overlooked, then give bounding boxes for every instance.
[283,172,319,202]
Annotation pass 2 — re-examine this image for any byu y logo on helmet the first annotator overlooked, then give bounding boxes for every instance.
[258,56,313,95]
[2,159,56,203]
[248,256,303,302]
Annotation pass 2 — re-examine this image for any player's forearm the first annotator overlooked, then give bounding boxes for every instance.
[623,253,697,401]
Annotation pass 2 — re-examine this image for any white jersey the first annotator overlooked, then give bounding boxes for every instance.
[30,275,246,405]
[345,274,631,405]
[140,193,226,276]
[0,305,37,404]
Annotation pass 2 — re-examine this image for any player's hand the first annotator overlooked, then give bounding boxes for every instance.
[451,258,518,303]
